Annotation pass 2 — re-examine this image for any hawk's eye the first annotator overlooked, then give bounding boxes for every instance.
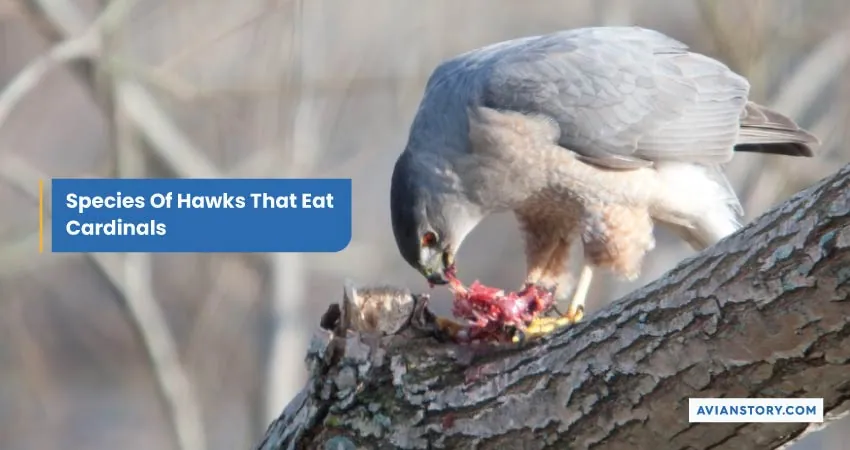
[421,231,438,247]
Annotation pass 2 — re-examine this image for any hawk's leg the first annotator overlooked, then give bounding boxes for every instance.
[521,264,593,341]
[519,204,655,342]
[567,265,593,322]
[515,209,576,320]
[518,235,569,309]
[507,206,585,341]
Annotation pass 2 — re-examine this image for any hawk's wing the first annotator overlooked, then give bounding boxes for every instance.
[476,27,750,170]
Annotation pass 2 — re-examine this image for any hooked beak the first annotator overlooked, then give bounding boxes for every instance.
[421,248,453,286]
[425,271,449,286]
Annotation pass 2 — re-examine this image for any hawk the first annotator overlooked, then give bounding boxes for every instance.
[389,26,817,342]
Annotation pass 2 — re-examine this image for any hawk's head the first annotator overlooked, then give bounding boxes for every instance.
[390,150,481,285]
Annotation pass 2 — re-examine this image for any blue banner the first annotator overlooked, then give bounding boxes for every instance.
[50,178,352,253]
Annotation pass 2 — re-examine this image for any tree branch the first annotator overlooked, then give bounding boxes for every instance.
[257,163,850,450]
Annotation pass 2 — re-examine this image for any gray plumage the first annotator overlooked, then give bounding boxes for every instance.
[390,26,817,285]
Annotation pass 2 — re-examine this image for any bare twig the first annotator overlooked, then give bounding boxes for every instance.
[115,80,220,178]
[1,1,207,450]
[264,0,311,424]
[1,293,61,450]
[696,0,769,78]
[111,18,208,445]
[0,0,141,128]
[121,252,207,450]
[155,3,283,75]
[10,0,221,181]
[0,32,98,128]
[258,0,397,424]
[23,0,89,36]
[767,23,850,117]
[0,150,207,450]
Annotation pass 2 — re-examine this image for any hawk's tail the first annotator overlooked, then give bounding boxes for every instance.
[735,101,819,157]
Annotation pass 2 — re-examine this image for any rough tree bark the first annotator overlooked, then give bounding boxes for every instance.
[256,163,850,450]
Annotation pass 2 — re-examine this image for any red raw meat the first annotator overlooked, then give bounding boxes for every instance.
[441,268,554,342]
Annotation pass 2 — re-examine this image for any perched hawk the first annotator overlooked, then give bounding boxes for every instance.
[389,27,817,342]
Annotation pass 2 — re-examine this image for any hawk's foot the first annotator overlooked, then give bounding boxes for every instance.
[512,303,585,343]
[566,302,585,323]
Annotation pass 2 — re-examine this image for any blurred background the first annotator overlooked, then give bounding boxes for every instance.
[0,0,848,449]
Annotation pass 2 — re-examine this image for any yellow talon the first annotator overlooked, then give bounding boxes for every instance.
[431,304,586,344]
[567,303,585,323]
[512,305,586,343]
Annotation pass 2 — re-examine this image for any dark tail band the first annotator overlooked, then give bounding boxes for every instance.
[735,101,819,157]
